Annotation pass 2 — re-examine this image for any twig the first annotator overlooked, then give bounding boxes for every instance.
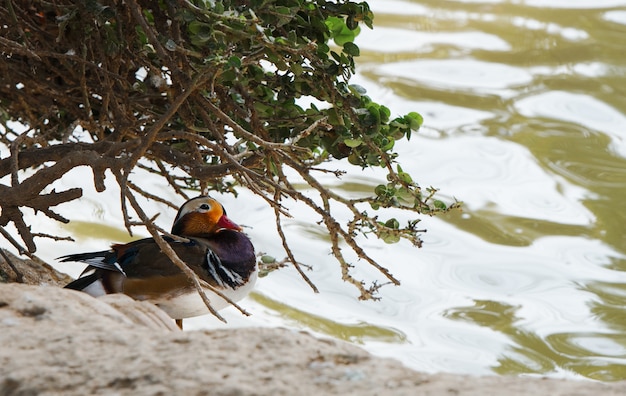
[0,226,30,256]
[127,179,178,209]
[273,189,318,293]
[201,96,310,153]
[279,153,401,286]
[124,73,209,174]
[31,233,75,242]
[155,160,190,200]
[290,116,329,145]
[0,248,23,283]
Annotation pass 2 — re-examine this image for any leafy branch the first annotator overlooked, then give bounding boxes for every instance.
[0,0,459,303]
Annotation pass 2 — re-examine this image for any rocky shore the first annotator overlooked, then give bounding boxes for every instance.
[1,252,625,395]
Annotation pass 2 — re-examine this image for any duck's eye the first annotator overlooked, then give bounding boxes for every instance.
[199,203,211,210]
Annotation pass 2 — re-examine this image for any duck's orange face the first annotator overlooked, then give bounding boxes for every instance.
[171,197,242,236]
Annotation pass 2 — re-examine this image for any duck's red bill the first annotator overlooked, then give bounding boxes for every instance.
[217,215,242,231]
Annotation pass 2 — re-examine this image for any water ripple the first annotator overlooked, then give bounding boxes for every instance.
[605,10,626,25]
[511,16,589,40]
[357,27,510,53]
[522,0,626,8]
[443,262,555,296]
[374,60,533,95]
[367,0,428,15]
[400,135,594,225]
[514,91,626,157]
[547,332,626,358]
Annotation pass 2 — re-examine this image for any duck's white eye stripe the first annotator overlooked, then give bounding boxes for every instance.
[173,197,214,224]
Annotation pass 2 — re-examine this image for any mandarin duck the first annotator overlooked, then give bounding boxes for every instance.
[60,196,256,329]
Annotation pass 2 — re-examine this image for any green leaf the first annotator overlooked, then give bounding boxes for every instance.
[334,30,356,46]
[405,112,423,130]
[188,20,204,34]
[325,17,344,35]
[326,17,358,46]
[379,105,391,122]
[434,200,447,210]
[398,172,413,184]
[260,255,276,264]
[384,218,399,229]
[346,15,358,30]
[276,6,292,15]
[381,232,400,244]
[343,42,360,56]
[349,84,367,96]
[228,56,241,68]
[343,138,362,148]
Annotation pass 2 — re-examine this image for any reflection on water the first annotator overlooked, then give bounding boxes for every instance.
[250,293,408,344]
[353,0,626,381]
[585,281,626,332]
[445,299,626,380]
[443,210,592,247]
[63,220,140,243]
[27,0,626,383]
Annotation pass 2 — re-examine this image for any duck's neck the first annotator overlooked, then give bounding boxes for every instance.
[195,230,256,277]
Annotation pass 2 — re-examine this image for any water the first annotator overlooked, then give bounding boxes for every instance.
[343,0,626,380]
[7,0,626,382]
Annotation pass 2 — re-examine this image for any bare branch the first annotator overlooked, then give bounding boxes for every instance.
[0,248,24,283]
[273,189,318,293]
